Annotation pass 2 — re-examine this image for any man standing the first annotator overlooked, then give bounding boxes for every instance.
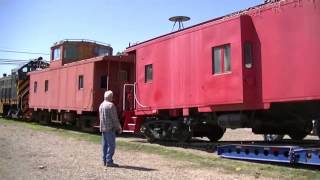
[99,90,122,167]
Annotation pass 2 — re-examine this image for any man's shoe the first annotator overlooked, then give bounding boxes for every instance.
[106,163,120,167]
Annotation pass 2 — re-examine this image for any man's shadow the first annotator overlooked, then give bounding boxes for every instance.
[115,165,157,171]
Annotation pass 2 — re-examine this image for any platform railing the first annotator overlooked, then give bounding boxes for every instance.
[123,83,148,111]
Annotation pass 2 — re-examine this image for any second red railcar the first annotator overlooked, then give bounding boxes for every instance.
[29,40,135,131]
[125,0,320,141]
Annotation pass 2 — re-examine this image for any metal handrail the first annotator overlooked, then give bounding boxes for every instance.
[53,39,111,47]
[19,87,29,110]
[123,83,149,111]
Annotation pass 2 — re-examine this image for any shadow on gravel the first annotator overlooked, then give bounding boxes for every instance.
[116,165,157,171]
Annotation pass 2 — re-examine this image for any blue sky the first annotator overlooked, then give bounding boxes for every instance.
[0,0,262,74]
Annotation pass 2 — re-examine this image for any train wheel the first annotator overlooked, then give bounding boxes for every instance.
[288,132,308,141]
[289,121,312,141]
[79,116,96,133]
[140,124,156,143]
[146,134,156,143]
[31,111,40,122]
[39,111,50,125]
[207,126,225,142]
[174,124,191,143]
[263,134,284,142]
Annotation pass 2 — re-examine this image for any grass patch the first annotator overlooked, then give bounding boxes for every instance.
[1,118,319,179]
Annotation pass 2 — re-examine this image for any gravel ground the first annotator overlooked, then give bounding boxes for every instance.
[0,122,279,180]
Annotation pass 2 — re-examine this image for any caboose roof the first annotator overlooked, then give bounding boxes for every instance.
[51,39,111,48]
[28,55,133,75]
[126,0,280,52]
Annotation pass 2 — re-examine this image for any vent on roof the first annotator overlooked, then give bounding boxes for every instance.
[169,16,190,32]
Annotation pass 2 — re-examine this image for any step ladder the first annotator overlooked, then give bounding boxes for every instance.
[217,144,320,166]
[122,111,142,133]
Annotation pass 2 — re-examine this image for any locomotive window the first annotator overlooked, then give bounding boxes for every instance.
[34,81,37,93]
[244,42,253,68]
[53,47,61,60]
[145,64,153,83]
[78,75,84,90]
[100,75,108,89]
[22,67,28,73]
[64,45,79,59]
[45,80,48,92]
[119,70,128,82]
[212,44,231,74]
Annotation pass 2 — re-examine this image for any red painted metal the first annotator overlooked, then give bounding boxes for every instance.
[29,59,95,112]
[123,110,143,133]
[126,0,320,114]
[27,0,320,135]
[29,56,134,115]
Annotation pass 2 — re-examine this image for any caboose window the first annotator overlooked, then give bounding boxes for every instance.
[34,81,37,93]
[213,48,222,74]
[244,42,253,68]
[224,45,231,72]
[100,75,108,89]
[78,75,84,89]
[64,45,79,59]
[95,47,109,56]
[145,64,153,83]
[53,47,61,60]
[212,44,231,74]
[45,80,48,92]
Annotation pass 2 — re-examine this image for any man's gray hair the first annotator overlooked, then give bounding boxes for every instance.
[104,90,113,101]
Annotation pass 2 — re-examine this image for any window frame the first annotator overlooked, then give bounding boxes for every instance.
[212,44,231,75]
[145,64,153,83]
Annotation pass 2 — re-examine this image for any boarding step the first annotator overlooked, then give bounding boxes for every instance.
[122,130,135,133]
[123,111,143,133]
[125,123,137,131]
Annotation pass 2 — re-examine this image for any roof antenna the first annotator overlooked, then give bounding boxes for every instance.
[169,16,190,32]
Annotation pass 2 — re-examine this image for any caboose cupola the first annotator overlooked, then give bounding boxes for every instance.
[50,39,113,68]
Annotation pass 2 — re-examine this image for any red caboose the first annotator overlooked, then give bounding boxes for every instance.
[29,40,135,131]
[125,0,320,141]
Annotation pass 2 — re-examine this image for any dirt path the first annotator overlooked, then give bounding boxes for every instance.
[0,122,276,180]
